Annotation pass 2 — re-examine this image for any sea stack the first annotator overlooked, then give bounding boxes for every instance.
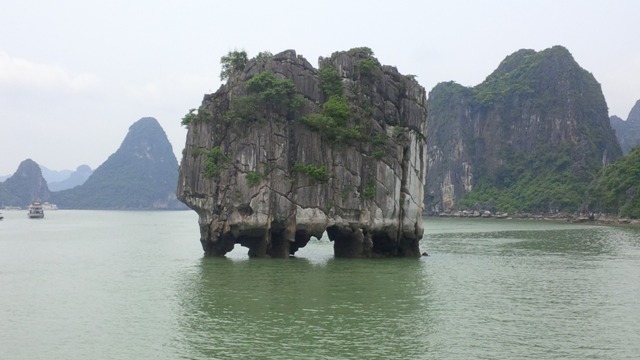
[177,48,427,258]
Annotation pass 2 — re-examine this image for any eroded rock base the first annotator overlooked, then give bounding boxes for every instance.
[200,224,421,259]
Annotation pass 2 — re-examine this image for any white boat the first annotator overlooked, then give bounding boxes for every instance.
[42,202,58,210]
[28,202,45,219]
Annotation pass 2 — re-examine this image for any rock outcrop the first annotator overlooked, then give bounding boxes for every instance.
[53,117,184,209]
[0,159,51,207]
[177,49,426,258]
[610,100,640,154]
[426,46,622,214]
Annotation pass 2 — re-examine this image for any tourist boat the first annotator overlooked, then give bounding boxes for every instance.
[42,202,58,210]
[28,202,45,219]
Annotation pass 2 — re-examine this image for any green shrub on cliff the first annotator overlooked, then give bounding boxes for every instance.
[358,59,378,77]
[181,109,198,126]
[322,95,351,124]
[220,50,248,81]
[204,146,230,178]
[223,71,304,124]
[319,63,343,98]
[245,171,262,187]
[348,47,375,57]
[292,162,328,182]
[362,183,376,200]
[301,95,364,143]
[245,71,304,117]
[181,108,212,126]
[255,51,273,64]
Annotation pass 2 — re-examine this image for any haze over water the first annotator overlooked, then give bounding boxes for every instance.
[1,211,639,359]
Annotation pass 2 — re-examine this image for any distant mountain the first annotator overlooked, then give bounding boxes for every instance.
[610,100,640,154]
[426,46,622,214]
[0,159,51,207]
[48,165,93,191]
[52,117,184,209]
[40,165,73,183]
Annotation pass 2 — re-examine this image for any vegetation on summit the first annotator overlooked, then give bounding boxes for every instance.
[219,50,248,81]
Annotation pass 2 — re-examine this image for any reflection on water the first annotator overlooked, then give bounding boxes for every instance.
[175,255,434,359]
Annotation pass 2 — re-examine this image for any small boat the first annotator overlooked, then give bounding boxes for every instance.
[42,202,58,210]
[28,202,45,219]
[0,212,3,220]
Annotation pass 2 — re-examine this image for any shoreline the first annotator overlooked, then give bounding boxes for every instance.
[425,211,640,226]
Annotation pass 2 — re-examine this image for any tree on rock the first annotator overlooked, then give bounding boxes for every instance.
[220,50,248,81]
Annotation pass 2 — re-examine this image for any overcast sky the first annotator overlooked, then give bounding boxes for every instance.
[1,0,639,175]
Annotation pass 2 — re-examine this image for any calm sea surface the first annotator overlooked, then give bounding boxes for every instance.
[1,210,639,359]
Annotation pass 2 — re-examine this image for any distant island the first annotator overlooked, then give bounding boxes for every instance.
[425,45,639,219]
[0,117,186,210]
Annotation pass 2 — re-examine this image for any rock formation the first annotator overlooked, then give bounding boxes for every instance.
[53,117,184,209]
[426,46,622,214]
[610,100,640,154]
[0,159,51,207]
[177,48,427,258]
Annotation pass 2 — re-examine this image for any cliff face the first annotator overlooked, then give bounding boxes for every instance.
[610,100,640,154]
[426,46,622,214]
[177,49,427,258]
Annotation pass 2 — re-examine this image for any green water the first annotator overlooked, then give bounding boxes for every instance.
[1,211,639,359]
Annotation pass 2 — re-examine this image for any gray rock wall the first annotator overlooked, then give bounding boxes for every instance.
[177,49,427,258]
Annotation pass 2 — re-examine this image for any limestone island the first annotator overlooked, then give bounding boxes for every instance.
[177,48,426,258]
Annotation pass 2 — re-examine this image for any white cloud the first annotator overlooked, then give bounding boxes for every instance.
[0,53,100,92]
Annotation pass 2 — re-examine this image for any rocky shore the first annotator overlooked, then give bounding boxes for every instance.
[430,210,640,225]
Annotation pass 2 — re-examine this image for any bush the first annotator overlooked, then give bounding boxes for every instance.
[245,171,262,186]
[293,162,328,182]
[220,50,248,81]
[362,184,376,200]
[204,146,230,178]
[323,96,351,125]
[372,150,385,159]
[181,109,197,126]
[348,47,375,57]
[255,51,273,64]
[245,71,304,116]
[181,108,213,126]
[358,59,378,76]
[319,63,343,98]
